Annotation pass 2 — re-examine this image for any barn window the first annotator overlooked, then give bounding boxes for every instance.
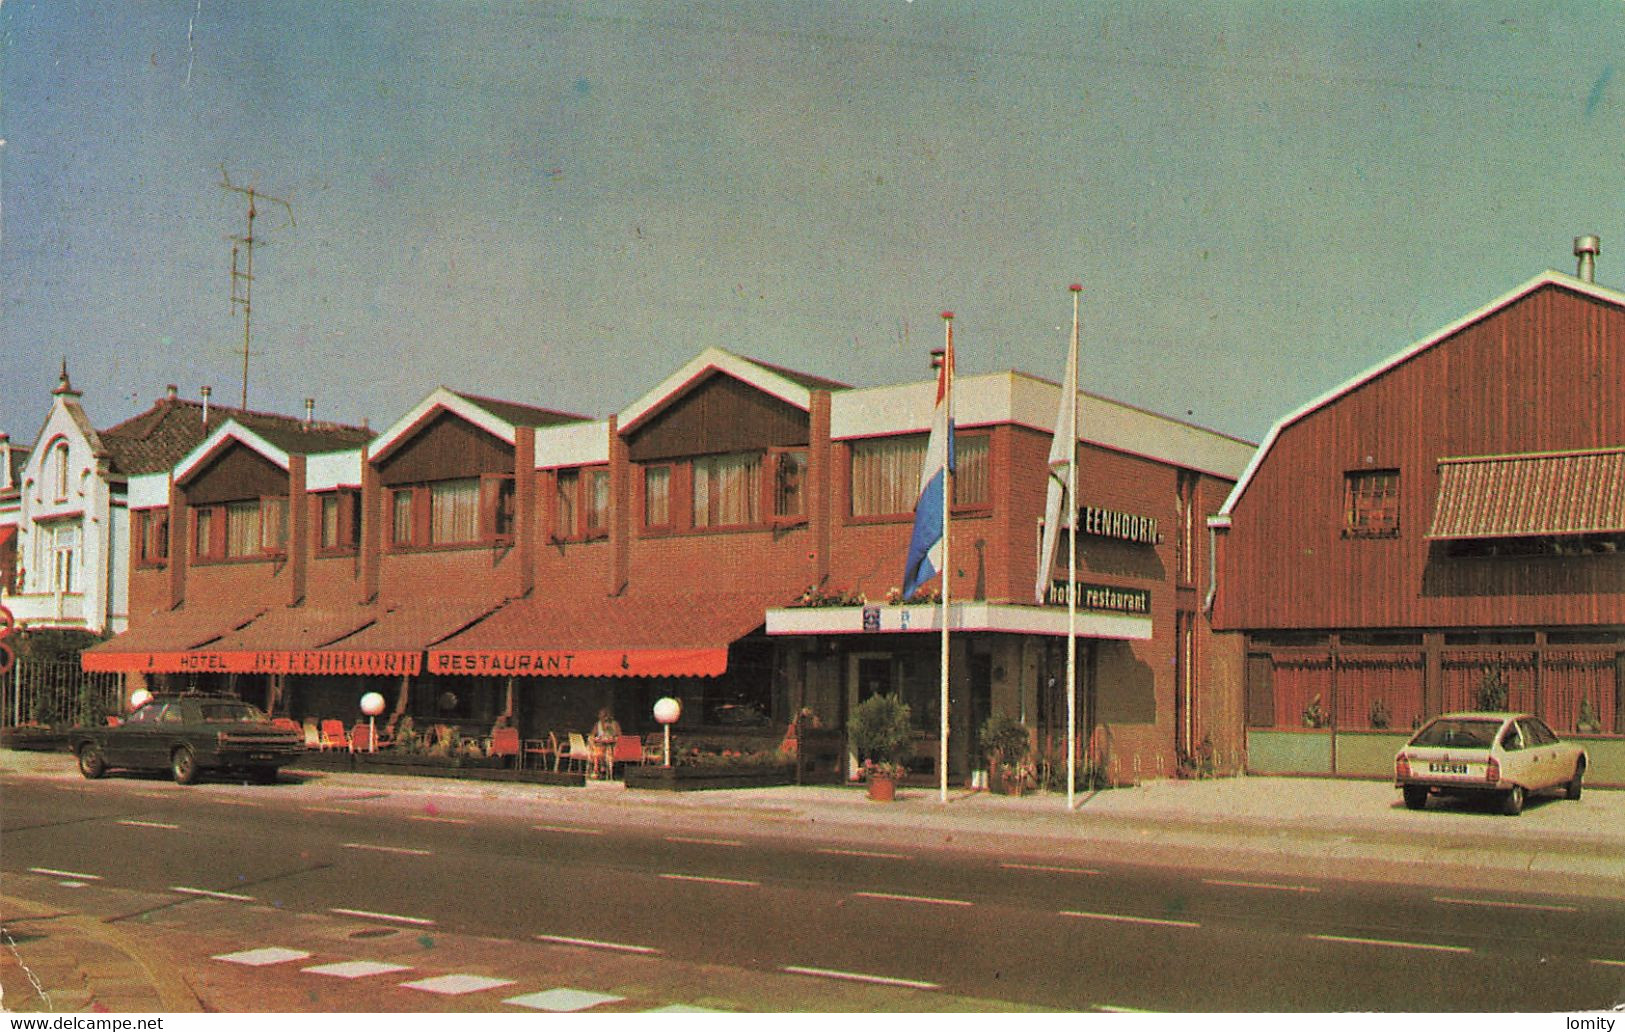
[1345,469,1400,538]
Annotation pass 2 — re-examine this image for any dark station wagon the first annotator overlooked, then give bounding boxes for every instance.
[71,693,304,784]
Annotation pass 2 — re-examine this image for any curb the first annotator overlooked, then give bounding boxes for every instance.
[1,895,202,1013]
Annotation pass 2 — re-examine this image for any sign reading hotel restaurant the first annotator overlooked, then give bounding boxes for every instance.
[1077,505,1159,545]
[77,650,424,676]
[1046,579,1152,615]
[427,648,728,678]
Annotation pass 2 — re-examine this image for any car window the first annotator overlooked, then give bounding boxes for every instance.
[1520,718,1556,746]
[160,705,184,724]
[197,702,267,723]
[1499,724,1523,751]
[125,706,156,725]
[1411,719,1497,749]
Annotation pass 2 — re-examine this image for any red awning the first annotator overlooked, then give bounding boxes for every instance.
[81,604,268,673]
[1428,447,1625,540]
[426,591,783,678]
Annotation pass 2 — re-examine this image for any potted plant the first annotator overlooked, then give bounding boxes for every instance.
[978,714,1033,796]
[847,693,912,801]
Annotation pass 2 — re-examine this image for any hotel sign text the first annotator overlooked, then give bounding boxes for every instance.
[1077,505,1159,545]
[1046,580,1152,615]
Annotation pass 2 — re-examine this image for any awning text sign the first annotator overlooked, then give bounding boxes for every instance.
[427,648,728,678]
[81,650,422,676]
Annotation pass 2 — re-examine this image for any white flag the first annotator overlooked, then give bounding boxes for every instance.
[1034,288,1081,604]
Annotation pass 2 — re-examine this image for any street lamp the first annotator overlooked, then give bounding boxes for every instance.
[129,689,152,712]
[360,691,386,753]
[653,697,681,768]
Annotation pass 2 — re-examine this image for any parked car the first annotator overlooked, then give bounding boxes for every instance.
[1394,712,1587,815]
[70,692,304,785]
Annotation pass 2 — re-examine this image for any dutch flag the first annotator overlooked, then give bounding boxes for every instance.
[902,322,954,601]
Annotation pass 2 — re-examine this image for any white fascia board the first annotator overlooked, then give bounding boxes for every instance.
[175,421,289,482]
[830,372,1018,439]
[616,348,813,433]
[306,450,364,492]
[128,472,170,510]
[370,387,515,463]
[1217,270,1625,518]
[534,419,610,469]
[765,602,1152,641]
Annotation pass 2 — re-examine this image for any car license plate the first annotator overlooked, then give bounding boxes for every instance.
[1428,762,1467,775]
[250,753,274,762]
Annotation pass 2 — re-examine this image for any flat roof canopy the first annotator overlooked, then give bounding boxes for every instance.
[766,602,1151,641]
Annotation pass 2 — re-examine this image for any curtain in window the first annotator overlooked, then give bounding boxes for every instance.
[953,436,989,506]
[556,470,579,537]
[694,453,760,527]
[321,495,342,549]
[774,450,807,518]
[850,438,924,517]
[194,508,215,557]
[225,501,261,558]
[644,466,670,526]
[392,490,414,546]
[260,498,288,552]
[430,479,480,544]
[586,470,610,533]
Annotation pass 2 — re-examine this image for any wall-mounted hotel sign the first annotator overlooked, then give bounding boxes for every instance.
[1077,505,1160,545]
[1046,579,1152,615]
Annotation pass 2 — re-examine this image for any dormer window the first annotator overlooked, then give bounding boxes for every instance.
[192,497,288,562]
[389,474,514,550]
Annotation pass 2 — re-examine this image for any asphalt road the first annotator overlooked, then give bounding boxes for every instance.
[4,771,1623,1012]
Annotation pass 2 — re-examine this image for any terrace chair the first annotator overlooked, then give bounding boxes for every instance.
[609,734,645,778]
[350,723,374,753]
[302,719,322,750]
[523,732,558,772]
[561,732,593,775]
[271,717,301,733]
[489,726,520,768]
[319,719,348,751]
[642,733,665,765]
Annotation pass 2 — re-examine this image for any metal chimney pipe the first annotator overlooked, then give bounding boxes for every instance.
[1575,235,1601,283]
[304,398,315,427]
[201,385,212,423]
[166,384,178,400]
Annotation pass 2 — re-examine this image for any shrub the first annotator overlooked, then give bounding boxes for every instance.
[847,693,912,769]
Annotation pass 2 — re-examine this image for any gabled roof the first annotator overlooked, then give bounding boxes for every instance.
[616,347,849,435]
[174,418,372,484]
[1215,270,1625,523]
[369,387,589,465]
[99,397,372,477]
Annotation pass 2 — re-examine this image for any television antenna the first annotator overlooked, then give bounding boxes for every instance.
[219,168,294,410]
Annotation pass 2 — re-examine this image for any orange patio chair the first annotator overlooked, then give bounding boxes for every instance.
[490,726,520,767]
[610,734,645,778]
[320,719,348,751]
[350,723,373,752]
[523,732,558,772]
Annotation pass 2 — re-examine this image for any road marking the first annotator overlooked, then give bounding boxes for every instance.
[853,891,973,908]
[1432,895,1578,913]
[117,819,180,830]
[1309,934,1471,954]
[534,934,661,955]
[303,961,413,979]
[1590,958,1625,968]
[1204,878,1321,894]
[170,886,255,902]
[1096,1005,1157,1013]
[128,791,172,800]
[28,867,101,881]
[781,966,939,991]
[304,806,361,816]
[343,843,433,857]
[213,947,311,967]
[329,907,436,927]
[533,824,604,836]
[1060,910,1200,929]
[816,847,911,860]
[665,835,743,847]
[400,973,515,996]
[408,814,470,825]
[659,873,760,887]
[1002,862,1101,876]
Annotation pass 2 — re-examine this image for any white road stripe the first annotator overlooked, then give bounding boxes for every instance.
[1309,934,1471,954]
[408,815,471,825]
[534,934,661,955]
[1060,910,1200,929]
[117,819,180,830]
[1002,862,1100,876]
[212,799,262,808]
[659,873,760,887]
[343,843,433,857]
[781,965,939,991]
[28,867,101,881]
[1590,958,1625,968]
[329,907,436,927]
[304,806,361,816]
[816,847,911,860]
[170,886,255,902]
[1096,1005,1157,1014]
[1204,878,1321,894]
[853,891,972,908]
[665,835,743,847]
[533,824,604,836]
[1432,895,1577,913]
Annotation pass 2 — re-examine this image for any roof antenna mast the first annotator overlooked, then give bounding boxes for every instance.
[219,168,294,410]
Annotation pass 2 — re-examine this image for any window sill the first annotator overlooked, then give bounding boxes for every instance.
[845,507,993,527]
[388,540,511,555]
[192,554,286,567]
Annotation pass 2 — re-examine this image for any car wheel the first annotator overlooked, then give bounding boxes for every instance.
[1566,760,1585,801]
[77,743,107,780]
[171,746,200,785]
[1500,784,1525,816]
[1402,785,1428,810]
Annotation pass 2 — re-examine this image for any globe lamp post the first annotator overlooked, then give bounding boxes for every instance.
[653,697,681,768]
[360,691,386,754]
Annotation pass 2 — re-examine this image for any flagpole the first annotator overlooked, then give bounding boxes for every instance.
[939,311,954,806]
[1066,284,1081,810]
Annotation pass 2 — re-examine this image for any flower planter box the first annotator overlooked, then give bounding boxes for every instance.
[624,763,795,792]
[288,751,585,786]
[1,727,71,752]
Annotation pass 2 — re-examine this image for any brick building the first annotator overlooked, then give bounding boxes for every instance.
[1211,250,1625,786]
[86,346,1252,785]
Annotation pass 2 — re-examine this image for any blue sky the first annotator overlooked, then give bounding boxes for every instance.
[3,1,1622,446]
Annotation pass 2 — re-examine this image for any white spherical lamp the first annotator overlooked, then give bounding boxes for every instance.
[359,692,387,753]
[653,697,681,768]
[129,689,152,712]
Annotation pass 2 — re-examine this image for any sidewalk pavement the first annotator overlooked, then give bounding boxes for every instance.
[4,746,1622,1012]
